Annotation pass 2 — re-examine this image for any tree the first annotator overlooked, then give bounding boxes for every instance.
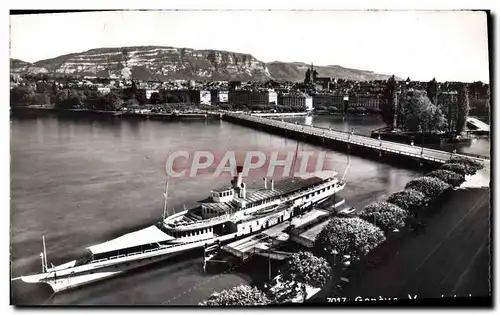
[218,103,232,110]
[315,217,386,258]
[455,84,470,134]
[200,285,270,306]
[149,92,162,105]
[405,176,450,201]
[380,75,397,128]
[426,78,438,105]
[84,90,104,110]
[10,86,35,106]
[397,90,447,133]
[439,163,472,176]
[427,169,466,187]
[31,93,51,105]
[54,89,86,109]
[102,92,122,111]
[387,189,426,215]
[279,251,332,302]
[359,202,408,233]
[448,156,484,173]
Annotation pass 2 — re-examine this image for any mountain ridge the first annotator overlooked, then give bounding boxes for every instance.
[10,46,400,82]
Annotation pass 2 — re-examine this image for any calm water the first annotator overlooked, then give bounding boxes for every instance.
[10,115,475,305]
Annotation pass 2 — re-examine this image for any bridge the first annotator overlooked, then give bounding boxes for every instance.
[223,113,489,168]
[467,117,490,133]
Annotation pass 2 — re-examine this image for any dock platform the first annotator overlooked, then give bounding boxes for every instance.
[222,208,331,259]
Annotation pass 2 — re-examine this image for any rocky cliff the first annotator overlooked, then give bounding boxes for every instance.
[10,46,397,81]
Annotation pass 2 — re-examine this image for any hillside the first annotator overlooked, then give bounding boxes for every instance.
[267,62,398,82]
[10,46,399,82]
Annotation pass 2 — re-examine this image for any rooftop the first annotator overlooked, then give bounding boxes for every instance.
[202,176,327,213]
[212,185,234,193]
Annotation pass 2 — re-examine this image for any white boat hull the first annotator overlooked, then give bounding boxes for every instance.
[21,252,182,293]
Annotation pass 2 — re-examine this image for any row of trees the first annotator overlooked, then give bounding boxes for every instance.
[10,86,124,111]
[200,157,483,306]
[10,86,50,107]
[53,90,123,111]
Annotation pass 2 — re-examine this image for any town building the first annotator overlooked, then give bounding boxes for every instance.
[210,90,229,105]
[200,90,211,105]
[348,95,381,109]
[312,93,345,109]
[146,89,159,100]
[278,93,313,110]
[97,87,111,95]
[228,89,278,107]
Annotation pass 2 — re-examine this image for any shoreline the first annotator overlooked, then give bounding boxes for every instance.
[10,106,220,121]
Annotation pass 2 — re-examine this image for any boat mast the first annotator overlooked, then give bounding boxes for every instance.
[40,252,45,273]
[42,235,48,273]
[291,141,300,178]
[162,178,169,221]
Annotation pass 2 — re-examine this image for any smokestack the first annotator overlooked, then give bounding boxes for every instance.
[236,166,243,188]
[271,179,275,191]
[264,177,268,189]
[240,183,246,199]
[233,166,243,189]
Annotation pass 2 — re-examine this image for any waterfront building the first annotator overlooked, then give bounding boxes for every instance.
[219,91,229,103]
[210,90,229,105]
[97,87,111,95]
[312,93,345,108]
[348,95,381,109]
[146,89,159,100]
[200,90,211,105]
[228,89,278,107]
[278,93,313,110]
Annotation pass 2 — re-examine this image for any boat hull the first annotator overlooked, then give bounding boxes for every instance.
[22,252,181,293]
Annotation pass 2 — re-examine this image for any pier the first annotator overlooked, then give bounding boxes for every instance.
[223,113,489,168]
[466,117,490,135]
[221,208,331,260]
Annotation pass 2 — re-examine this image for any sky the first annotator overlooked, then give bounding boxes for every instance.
[9,10,490,82]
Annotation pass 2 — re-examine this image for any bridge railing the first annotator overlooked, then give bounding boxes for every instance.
[227,114,489,163]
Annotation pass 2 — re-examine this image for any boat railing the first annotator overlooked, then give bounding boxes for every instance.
[282,178,337,202]
[88,237,214,265]
[166,213,231,230]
